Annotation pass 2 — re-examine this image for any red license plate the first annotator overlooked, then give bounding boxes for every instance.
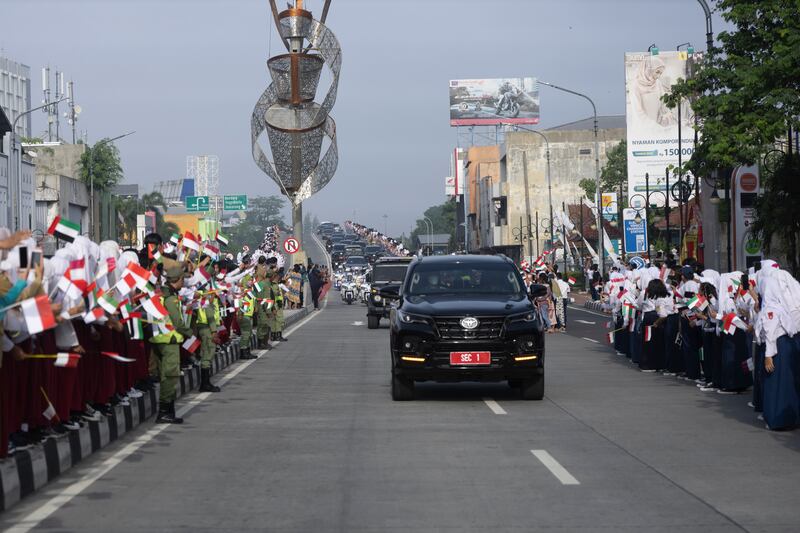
[449,351,491,366]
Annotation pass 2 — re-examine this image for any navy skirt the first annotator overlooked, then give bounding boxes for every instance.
[719,329,753,391]
[630,317,642,364]
[664,314,683,373]
[763,335,800,430]
[752,343,765,412]
[701,330,716,384]
[640,311,665,371]
[680,316,702,380]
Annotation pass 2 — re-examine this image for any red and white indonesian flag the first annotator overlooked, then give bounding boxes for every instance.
[722,313,748,335]
[68,259,88,293]
[83,306,105,324]
[189,267,211,287]
[125,263,152,290]
[182,231,200,252]
[568,276,576,285]
[101,352,136,363]
[142,297,168,321]
[54,352,81,368]
[606,331,615,344]
[21,295,57,334]
[203,243,220,261]
[115,273,137,297]
[47,215,80,242]
[644,325,653,342]
[182,335,201,353]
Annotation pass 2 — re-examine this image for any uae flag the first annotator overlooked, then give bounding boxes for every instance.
[628,318,636,332]
[567,276,576,285]
[182,335,201,353]
[126,263,152,290]
[54,352,81,368]
[21,295,57,334]
[98,293,120,314]
[687,294,708,311]
[101,352,136,363]
[142,297,168,321]
[203,243,220,261]
[606,331,615,344]
[253,281,264,293]
[170,233,181,245]
[644,325,653,342]
[47,215,80,242]
[57,274,83,301]
[215,231,229,247]
[42,399,57,421]
[182,231,201,252]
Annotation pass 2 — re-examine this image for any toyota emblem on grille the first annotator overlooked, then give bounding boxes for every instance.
[460,317,479,330]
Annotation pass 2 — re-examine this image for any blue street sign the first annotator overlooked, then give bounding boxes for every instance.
[622,208,648,254]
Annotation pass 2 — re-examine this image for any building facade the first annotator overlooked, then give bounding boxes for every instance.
[0,55,32,139]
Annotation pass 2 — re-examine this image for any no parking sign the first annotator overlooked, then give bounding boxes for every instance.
[283,237,300,254]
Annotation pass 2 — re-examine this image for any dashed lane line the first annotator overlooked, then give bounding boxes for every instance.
[482,398,507,415]
[582,337,599,344]
[531,450,580,485]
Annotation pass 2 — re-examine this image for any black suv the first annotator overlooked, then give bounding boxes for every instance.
[380,255,546,401]
[366,256,413,329]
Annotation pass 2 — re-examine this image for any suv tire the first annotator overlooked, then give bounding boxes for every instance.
[367,315,380,329]
[391,371,414,401]
[520,374,544,400]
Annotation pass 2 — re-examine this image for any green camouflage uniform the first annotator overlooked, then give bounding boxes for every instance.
[151,284,193,403]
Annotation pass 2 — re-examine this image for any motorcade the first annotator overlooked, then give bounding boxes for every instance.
[344,255,369,272]
[380,255,546,401]
[366,257,413,329]
[344,245,363,257]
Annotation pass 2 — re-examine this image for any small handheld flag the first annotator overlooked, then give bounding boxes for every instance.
[182,335,201,353]
[606,331,615,344]
[644,325,653,342]
[215,231,230,247]
[567,276,576,286]
[41,387,58,422]
[101,352,136,363]
[142,297,169,321]
[21,295,57,334]
[54,352,81,368]
[47,215,80,242]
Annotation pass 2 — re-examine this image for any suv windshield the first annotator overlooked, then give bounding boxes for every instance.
[364,245,381,254]
[345,256,367,266]
[407,262,524,296]
[373,265,408,283]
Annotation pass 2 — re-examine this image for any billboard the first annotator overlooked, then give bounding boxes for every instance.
[625,51,699,204]
[601,192,618,223]
[449,78,540,126]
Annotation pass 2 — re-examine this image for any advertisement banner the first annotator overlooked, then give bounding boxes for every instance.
[449,78,540,126]
[601,192,618,222]
[625,51,699,204]
[731,165,763,270]
[622,208,648,254]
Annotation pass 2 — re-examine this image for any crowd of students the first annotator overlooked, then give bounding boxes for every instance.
[0,225,301,456]
[602,257,800,431]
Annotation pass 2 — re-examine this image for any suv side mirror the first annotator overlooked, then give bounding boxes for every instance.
[529,283,548,299]
[378,284,401,299]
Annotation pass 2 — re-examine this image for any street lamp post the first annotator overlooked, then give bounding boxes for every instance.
[10,97,68,230]
[88,131,135,239]
[422,216,433,255]
[696,0,713,53]
[539,80,602,275]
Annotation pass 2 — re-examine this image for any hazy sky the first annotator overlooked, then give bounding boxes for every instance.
[1,0,726,236]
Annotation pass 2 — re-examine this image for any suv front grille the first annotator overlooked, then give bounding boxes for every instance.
[434,316,505,340]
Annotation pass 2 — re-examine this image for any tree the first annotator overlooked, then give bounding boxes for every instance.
[78,140,124,192]
[578,140,628,206]
[409,198,458,251]
[227,195,286,251]
[663,0,800,273]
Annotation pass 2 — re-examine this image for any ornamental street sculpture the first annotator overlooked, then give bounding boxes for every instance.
[251,0,341,255]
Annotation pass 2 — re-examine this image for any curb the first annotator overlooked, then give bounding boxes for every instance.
[0,306,310,513]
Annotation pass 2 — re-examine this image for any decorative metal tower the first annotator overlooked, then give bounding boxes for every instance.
[251,0,341,254]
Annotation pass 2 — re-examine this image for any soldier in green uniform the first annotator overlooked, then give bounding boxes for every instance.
[151,260,193,424]
[270,266,288,342]
[192,264,222,392]
[254,258,273,350]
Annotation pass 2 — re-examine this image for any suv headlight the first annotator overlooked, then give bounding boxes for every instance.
[397,310,430,325]
[507,311,537,324]
[373,294,382,303]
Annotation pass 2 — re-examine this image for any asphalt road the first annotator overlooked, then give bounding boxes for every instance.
[2,295,799,531]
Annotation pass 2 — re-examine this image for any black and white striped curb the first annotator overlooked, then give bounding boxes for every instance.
[583,300,606,313]
[0,306,310,513]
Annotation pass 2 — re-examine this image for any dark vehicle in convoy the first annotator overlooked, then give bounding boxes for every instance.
[344,245,363,257]
[379,255,546,401]
[366,257,413,329]
[331,243,346,267]
[344,255,369,272]
[363,245,382,264]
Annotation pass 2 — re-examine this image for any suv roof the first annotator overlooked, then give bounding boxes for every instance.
[375,256,413,265]
[410,254,512,265]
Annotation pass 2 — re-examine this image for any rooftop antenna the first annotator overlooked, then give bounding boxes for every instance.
[66,80,81,144]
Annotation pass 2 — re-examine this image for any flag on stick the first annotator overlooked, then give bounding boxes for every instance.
[54,352,81,368]
[142,297,168,321]
[606,331,615,344]
[41,387,59,422]
[182,335,201,353]
[21,295,57,334]
[203,243,220,261]
[722,313,747,335]
[47,215,80,242]
[687,294,708,311]
[567,276,576,286]
[102,352,136,363]
[644,325,653,342]
[215,231,229,247]
[182,231,200,252]
[83,307,105,324]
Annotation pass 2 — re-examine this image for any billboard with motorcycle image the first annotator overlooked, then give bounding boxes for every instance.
[449,78,540,126]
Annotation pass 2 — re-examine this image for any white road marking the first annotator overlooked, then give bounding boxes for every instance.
[531,450,580,485]
[575,319,596,325]
[352,321,364,326]
[582,337,599,344]
[7,308,324,532]
[482,398,507,415]
[568,305,608,318]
